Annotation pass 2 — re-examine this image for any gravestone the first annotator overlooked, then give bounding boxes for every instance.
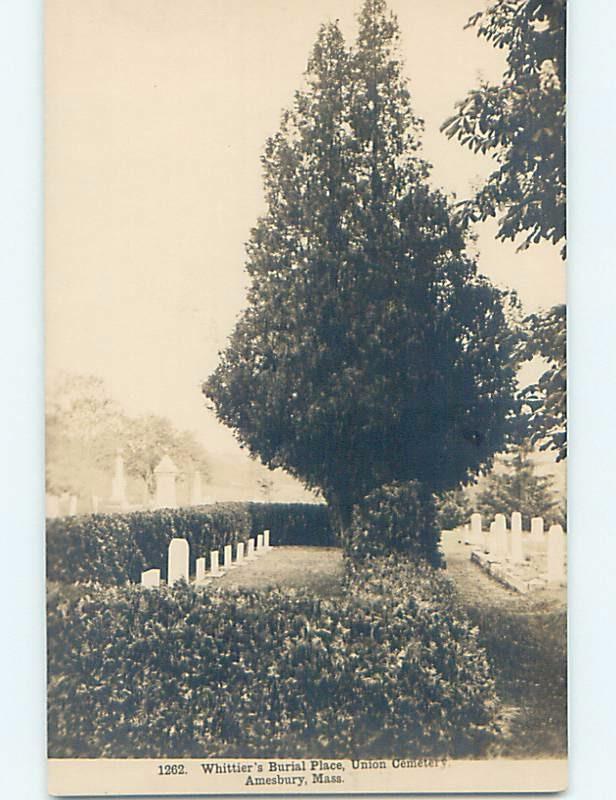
[91,495,100,513]
[510,511,524,563]
[154,455,179,509]
[494,514,508,559]
[110,450,128,508]
[236,541,245,563]
[486,520,496,555]
[190,471,203,506]
[196,557,206,582]
[223,544,233,570]
[470,512,482,545]
[247,538,256,560]
[256,533,264,553]
[547,525,566,583]
[530,516,544,541]
[264,529,271,549]
[141,569,160,588]
[45,494,60,518]
[168,538,189,585]
[68,495,78,516]
[210,550,220,576]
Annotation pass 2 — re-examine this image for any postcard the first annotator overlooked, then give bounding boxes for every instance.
[46,0,567,794]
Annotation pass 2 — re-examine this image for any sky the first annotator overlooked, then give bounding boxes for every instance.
[46,0,565,496]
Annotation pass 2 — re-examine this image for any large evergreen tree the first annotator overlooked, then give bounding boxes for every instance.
[204,0,517,533]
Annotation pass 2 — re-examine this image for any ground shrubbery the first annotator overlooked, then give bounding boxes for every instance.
[47,556,500,759]
[47,502,334,584]
[346,481,443,567]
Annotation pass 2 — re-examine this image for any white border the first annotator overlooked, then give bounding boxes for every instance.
[2,0,616,797]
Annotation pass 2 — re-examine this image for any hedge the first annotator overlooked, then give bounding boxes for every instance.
[346,481,442,567]
[245,502,336,547]
[47,503,335,585]
[48,556,500,758]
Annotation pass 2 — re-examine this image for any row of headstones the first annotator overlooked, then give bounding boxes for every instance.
[141,530,272,587]
[469,512,566,584]
[46,493,79,518]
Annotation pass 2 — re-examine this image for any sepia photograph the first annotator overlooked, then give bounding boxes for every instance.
[45,0,566,794]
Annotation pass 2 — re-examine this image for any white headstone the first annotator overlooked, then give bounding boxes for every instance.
[247,538,256,559]
[236,541,245,563]
[196,557,206,582]
[110,450,128,507]
[154,455,179,509]
[91,495,100,513]
[168,538,189,585]
[547,524,566,583]
[510,512,524,563]
[223,544,233,570]
[210,549,220,576]
[45,494,60,518]
[141,568,160,587]
[470,512,482,544]
[256,533,264,553]
[531,516,544,540]
[494,514,508,558]
[190,471,203,506]
[264,529,271,549]
[485,521,496,555]
[68,495,78,516]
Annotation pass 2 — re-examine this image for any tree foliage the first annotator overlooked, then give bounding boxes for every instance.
[441,0,565,256]
[121,414,210,497]
[519,304,566,460]
[475,442,561,528]
[204,0,517,531]
[46,372,209,499]
[442,0,566,460]
[435,488,472,530]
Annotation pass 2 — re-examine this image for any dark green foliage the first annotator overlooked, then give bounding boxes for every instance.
[47,557,500,758]
[204,0,517,532]
[519,304,566,461]
[346,481,442,567]
[46,515,144,585]
[245,502,337,547]
[474,444,561,529]
[435,489,472,530]
[47,503,336,584]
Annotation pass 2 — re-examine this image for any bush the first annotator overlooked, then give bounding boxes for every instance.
[245,502,337,547]
[47,502,335,585]
[46,515,144,584]
[123,504,252,582]
[346,481,443,567]
[435,489,471,530]
[48,556,500,758]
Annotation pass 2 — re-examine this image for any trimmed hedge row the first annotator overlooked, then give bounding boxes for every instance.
[244,502,336,547]
[47,502,335,584]
[47,556,500,758]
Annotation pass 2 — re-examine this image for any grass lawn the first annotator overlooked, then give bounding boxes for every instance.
[442,539,567,759]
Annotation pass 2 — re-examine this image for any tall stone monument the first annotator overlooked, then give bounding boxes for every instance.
[110,450,128,508]
[190,470,203,506]
[154,455,179,509]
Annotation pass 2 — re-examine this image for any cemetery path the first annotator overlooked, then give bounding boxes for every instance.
[215,539,565,611]
[441,534,566,613]
[216,546,344,597]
